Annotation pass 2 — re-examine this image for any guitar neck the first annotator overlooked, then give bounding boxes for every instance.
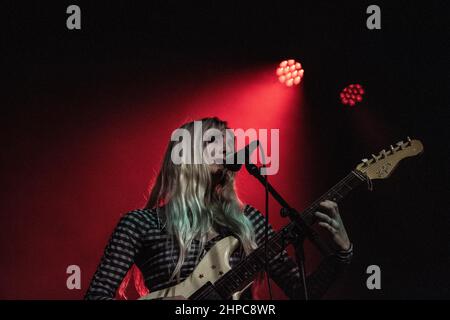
[212,170,366,299]
[299,170,366,225]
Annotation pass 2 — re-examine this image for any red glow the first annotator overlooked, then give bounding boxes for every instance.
[1,66,309,300]
[276,59,304,87]
[340,84,365,106]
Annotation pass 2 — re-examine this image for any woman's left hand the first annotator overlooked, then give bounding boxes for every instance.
[314,200,351,251]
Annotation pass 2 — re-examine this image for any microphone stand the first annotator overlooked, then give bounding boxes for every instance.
[245,163,333,300]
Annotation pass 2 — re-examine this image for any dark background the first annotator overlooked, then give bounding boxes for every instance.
[1,1,449,299]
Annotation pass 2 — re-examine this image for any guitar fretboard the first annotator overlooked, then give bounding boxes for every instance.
[210,170,366,299]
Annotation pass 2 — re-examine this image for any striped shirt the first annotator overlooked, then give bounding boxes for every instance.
[85,204,352,300]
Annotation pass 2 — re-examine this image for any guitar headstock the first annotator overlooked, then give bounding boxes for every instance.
[356,137,424,180]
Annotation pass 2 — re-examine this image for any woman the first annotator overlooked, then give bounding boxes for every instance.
[84,117,353,300]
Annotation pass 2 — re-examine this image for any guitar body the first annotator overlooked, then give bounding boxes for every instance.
[139,236,251,300]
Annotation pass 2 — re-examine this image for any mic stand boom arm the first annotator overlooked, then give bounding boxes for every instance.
[245,163,334,300]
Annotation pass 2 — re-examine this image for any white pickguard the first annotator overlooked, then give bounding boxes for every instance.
[139,236,252,300]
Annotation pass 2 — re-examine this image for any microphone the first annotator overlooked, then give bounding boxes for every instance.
[224,140,260,172]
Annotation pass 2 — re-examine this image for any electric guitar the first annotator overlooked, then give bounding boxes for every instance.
[139,138,424,300]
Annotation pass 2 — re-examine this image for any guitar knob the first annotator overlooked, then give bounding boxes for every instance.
[379,149,387,158]
[396,141,404,149]
[390,145,395,153]
[362,158,369,167]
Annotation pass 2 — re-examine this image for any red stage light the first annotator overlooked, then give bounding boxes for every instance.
[340,84,365,106]
[276,59,304,87]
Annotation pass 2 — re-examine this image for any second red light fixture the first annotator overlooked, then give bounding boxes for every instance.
[340,84,365,106]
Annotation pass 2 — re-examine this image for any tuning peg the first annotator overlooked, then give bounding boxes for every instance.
[371,154,378,161]
[396,141,404,149]
[361,158,369,167]
[390,145,395,153]
[407,136,412,145]
[379,149,387,158]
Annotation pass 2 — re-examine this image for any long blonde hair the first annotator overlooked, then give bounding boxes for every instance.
[147,117,256,280]
[119,117,257,298]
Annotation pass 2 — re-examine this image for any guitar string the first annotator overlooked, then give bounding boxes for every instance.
[192,172,362,300]
[191,172,361,300]
[191,172,363,300]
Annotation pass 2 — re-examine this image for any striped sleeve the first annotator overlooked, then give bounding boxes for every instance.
[244,205,352,300]
[84,210,149,300]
